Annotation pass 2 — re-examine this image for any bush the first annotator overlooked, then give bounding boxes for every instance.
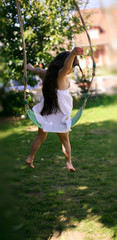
[0,90,34,117]
[73,94,117,110]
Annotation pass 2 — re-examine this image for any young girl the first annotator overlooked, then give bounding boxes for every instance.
[26,47,84,171]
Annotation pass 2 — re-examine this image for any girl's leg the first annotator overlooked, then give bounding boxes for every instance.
[25,128,48,168]
[57,132,75,172]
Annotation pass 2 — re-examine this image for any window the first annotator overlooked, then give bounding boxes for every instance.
[89,28,99,39]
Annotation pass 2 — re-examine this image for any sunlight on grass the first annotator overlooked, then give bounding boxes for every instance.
[77,215,114,240]
[20,165,27,170]
[77,186,88,190]
[51,214,114,240]
[57,190,65,195]
[71,104,117,127]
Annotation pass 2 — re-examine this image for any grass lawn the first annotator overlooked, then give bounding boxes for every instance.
[0,95,117,240]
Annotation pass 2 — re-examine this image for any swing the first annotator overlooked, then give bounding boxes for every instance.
[16,0,96,129]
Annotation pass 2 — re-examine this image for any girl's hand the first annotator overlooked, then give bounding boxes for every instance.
[72,47,84,56]
[27,63,34,71]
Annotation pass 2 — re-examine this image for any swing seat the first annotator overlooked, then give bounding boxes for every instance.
[27,107,83,129]
[27,109,42,129]
[26,93,90,129]
[71,107,83,126]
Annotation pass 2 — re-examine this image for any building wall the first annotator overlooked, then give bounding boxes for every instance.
[74,7,117,70]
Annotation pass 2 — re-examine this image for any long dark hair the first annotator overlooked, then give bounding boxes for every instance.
[41,51,78,116]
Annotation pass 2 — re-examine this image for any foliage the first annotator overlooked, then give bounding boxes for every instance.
[76,66,95,95]
[73,93,117,110]
[0,90,33,116]
[26,74,39,87]
[0,0,86,86]
[78,77,90,94]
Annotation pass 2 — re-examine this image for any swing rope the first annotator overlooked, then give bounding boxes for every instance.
[15,0,29,112]
[73,0,96,104]
[71,0,96,126]
[16,0,96,128]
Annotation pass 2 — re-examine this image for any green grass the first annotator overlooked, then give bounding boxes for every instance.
[0,95,117,240]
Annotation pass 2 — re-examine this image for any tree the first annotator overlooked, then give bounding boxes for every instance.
[0,0,86,85]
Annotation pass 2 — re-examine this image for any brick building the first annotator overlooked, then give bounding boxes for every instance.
[74,7,117,71]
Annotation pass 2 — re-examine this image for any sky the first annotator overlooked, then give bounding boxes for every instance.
[81,0,117,9]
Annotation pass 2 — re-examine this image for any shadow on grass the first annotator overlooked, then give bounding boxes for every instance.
[0,119,117,240]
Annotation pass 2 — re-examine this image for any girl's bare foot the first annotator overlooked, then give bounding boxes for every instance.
[25,157,34,168]
[66,162,76,172]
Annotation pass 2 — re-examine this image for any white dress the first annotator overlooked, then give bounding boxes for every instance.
[32,80,73,133]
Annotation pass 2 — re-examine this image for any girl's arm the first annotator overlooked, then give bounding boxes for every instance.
[58,47,83,77]
[27,63,47,76]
